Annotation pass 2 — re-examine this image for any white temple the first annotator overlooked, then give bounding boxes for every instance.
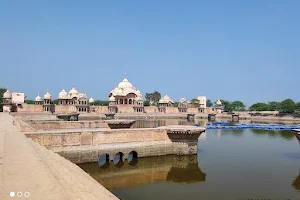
[108,74,144,113]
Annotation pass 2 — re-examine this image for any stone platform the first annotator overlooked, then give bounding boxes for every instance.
[0,113,118,200]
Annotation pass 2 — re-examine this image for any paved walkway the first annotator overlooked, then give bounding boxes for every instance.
[0,113,118,200]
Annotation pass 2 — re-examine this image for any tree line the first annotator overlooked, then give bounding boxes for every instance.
[249,99,300,114]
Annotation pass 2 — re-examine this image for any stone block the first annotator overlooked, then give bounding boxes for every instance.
[80,132,92,145]
[62,133,80,146]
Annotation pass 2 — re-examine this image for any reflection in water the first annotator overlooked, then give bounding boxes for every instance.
[251,129,295,141]
[292,170,300,191]
[78,155,206,190]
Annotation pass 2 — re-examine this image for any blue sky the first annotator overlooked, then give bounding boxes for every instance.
[1,0,299,106]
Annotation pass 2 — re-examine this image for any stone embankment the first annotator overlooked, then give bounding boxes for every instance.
[0,113,118,200]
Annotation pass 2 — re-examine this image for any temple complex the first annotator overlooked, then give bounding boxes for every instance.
[158,95,174,113]
[1,77,223,115]
[178,97,188,112]
[1,89,25,112]
[215,99,224,113]
[108,74,144,113]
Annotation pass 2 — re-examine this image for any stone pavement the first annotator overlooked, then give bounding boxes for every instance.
[0,113,118,200]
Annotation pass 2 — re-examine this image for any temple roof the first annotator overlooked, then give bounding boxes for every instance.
[159,94,174,104]
[109,75,142,98]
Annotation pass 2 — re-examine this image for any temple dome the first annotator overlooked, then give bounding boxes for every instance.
[117,78,133,89]
[3,90,12,99]
[216,100,222,105]
[179,97,186,103]
[35,94,42,102]
[68,87,79,98]
[89,97,94,103]
[135,96,143,101]
[159,94,174,104]
[109,96,116,101]
[109,75,142,97]
[58,89,68,99]
[44,91,52,100]
[78,93,87,99]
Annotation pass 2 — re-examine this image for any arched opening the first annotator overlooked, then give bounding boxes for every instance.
[128,151,138,165]
[114,152,124,165]
[129,99,132,104]
[98,153,110,167]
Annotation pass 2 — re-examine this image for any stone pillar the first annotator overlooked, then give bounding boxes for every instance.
[167,127,205,155]
[232,114,239,122]
[208,114,216,121]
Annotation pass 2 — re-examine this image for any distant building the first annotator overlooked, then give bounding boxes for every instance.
[34,87,93,113]
[108,74,144,113]
[197,96,207,113]
[1,90,25,112]
[178,97,188,112]
[215,99,224,113]
[158,95,174,113]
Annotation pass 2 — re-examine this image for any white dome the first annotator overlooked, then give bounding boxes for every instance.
[35,94,42,101]
[179,97,186,103]
[109,96,116,101]
[135,96,143,101]
[117,78,133,89]
[44,91,52,100]
[78,93,87,99]
[3,90,12,98]
[216,100,222,105]
[58,89,68,99]
[109,75,142,97]
[159,94,174,104]
[68,87,79,98]
[89,97,94,103]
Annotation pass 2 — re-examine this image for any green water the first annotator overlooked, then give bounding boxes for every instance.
[78,120,300,200]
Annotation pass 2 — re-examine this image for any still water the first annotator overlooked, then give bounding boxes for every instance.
[78,120,300,200]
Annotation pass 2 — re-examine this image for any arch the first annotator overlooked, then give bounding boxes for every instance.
[113,152,124,165]
[98,153,110,167]
[128,151,138,165]
[129,99,132,104]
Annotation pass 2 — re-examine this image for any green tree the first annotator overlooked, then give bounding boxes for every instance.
[190,98,199,104]
[143,101,150,106]
[93,100,109,106]
[52,99,58,105]
[229,101,246,111]
[294,102,300,115]
[145,91,161,106]
[249,102,268,111]
[206,99,213,107]
[0,88,7,112]
[279,99,295,113]
[24,100,35,104]
[267,101,279,111]
[174,102,179,107]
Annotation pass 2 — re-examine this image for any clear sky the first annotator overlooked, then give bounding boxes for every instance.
[1,0,299,106]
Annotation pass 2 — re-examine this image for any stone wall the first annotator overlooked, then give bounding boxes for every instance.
[17,104,43,112]
[27,120,109,130]
[11,112,58,120]
[55,105,77,113]
[25,128,174,163]
[14,119,36,132]
[144,106,158,113]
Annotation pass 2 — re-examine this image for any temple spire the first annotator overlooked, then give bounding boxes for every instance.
[124,72,126,79]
